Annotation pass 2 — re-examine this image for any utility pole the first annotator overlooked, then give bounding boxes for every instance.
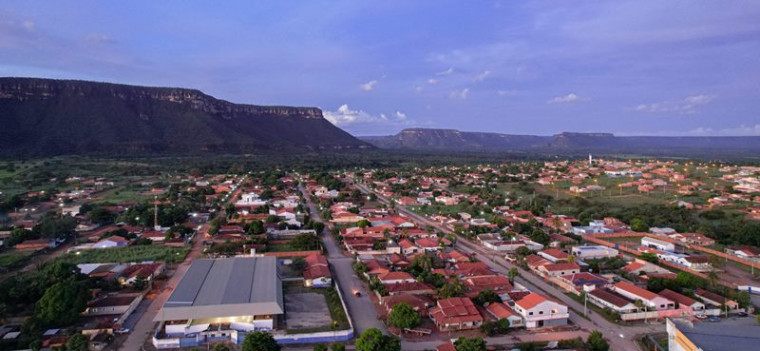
[154,195,160,231]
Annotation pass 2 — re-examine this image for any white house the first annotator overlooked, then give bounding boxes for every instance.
[93,236,129,249]
[612,282,674,311]
[641,237,675,252]
[513,292,569,328]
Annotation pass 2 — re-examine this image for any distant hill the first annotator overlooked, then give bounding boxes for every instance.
[0,78,372,156]
[361,128,760,155]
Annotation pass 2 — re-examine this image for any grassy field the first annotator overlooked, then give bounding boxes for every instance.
[0,249,37,269]
[267,243,298,252]
[60,245,189,264]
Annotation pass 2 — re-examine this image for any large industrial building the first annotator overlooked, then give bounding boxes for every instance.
[153,256,284,348]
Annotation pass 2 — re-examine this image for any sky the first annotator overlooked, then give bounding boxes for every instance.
[1,1,759,136]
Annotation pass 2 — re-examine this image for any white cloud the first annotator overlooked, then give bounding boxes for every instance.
[473,70,491,82]
[359,80,377,91]
[21,20,35,31]
[436,67,454,76]
[323,104,387,126]
[427,78,438,84]
[686,124,760,136]
[85,34,115,44]
[449,88,470,100]
[635,94,715,114]
[414,86,423,92]
[497,89,518,96]
[547,93,585,104]
[395,111,407,120]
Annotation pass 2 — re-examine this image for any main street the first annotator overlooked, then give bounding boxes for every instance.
[119,177,246,351]
[351,181,660,351]
[298,183,388,334]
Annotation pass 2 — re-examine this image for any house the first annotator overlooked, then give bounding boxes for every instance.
[557,272,607,294]
[118,262,165,286]
[83,293,143,327]
[537,262,580,278]
[380,294,434,317]
[429,297,484,331]
[15,238,57,250]
[485,302,524,327]
[398,239,420,255]
[537,248,569,263]
[525,254,551,271]
[438,250,470,264]
[303,253,332,287]
[612,281,674,310]
[94,236,129,249]
[658,289,705,312]
[464,275,513,297]
[587,288,640,314]
[681,255,712,271]
[436,342,456,351]
[513,292,569,328]
[415,238,441,252]
[377,271,416,285]
[726,246,760,260]
[641,237,675,252]
[383,281,436,296]
[570,245,619,260]
[694,289,739,310]
[621,259,671,275]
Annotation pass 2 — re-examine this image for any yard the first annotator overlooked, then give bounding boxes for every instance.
[59,245,189,264]
[0,249,37,270]
[283,283,350,333]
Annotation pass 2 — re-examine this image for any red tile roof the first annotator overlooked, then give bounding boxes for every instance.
[430,297,483,325]
[377,271,415,282]
[486,302,519,319]
[515,292,549,310]
[614,281,659,301]
[658,289,698,307]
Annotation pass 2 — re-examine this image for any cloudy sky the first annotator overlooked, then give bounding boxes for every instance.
[2,1,759,136]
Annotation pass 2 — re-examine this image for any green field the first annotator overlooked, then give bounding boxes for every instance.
[0,249,36,269]
[60,245,189,264]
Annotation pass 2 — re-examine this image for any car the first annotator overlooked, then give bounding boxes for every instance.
[695,313,707,319]
[708,316,721,322]
[115,328,130,334]
[354,291,362,297]
[737,311,748,317]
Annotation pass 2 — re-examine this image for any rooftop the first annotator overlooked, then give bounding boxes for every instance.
[670,318,760,351]
[154,256,283,321]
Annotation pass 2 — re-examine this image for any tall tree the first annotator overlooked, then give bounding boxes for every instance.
[355,328,400,351]
[66,334,89,351]
[388,302,421,329]
[241,331,280,351]
[586,330,610,351]
[454,337,487,351]
[34,277,88,327]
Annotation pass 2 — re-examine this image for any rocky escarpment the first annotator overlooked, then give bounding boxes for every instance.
[0,77,371,156]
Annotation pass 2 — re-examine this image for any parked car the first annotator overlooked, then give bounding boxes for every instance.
[354,291,362,297]
[695,313,707,319]
[708,316,721,322]
[737,311,748,317]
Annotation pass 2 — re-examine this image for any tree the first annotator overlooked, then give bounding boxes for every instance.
[355,328,400,351]
[586,330,610,351]
[473,289,501,306]
[241,331,280,351]
[35,277,88,327]
[735,291,751,309]
[291,257,308,273]
[313,344,328,351]
[66,334,89,351]
[291,233,321,251]
[630,218,649,232]
[508,267,520,283]
[388,302,421,329]
[357,219,371,228]
[330,343,346,351]
[454,337,487,351]
[438,277,465,298]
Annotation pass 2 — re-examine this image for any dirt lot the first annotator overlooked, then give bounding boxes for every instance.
[284,292,331,329]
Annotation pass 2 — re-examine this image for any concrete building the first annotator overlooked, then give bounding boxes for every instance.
[666,318,760,351]
[642,237,675,252]
[570,245,619,260]
[153,257,283,348]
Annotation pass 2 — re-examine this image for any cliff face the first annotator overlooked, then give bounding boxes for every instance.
[0,78,371,156]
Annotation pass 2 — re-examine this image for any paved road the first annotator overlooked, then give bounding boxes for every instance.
[351,180,661,351]
[119,177,246,351]
[298,183,387,334]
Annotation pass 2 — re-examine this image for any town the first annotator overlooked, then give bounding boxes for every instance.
[1,156,758,351]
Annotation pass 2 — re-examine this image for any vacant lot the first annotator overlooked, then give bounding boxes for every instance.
[60,245,189,264]
[285,292,331,330]
[0,249,36,270]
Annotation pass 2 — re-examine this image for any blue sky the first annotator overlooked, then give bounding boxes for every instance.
[1,1,759,136]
